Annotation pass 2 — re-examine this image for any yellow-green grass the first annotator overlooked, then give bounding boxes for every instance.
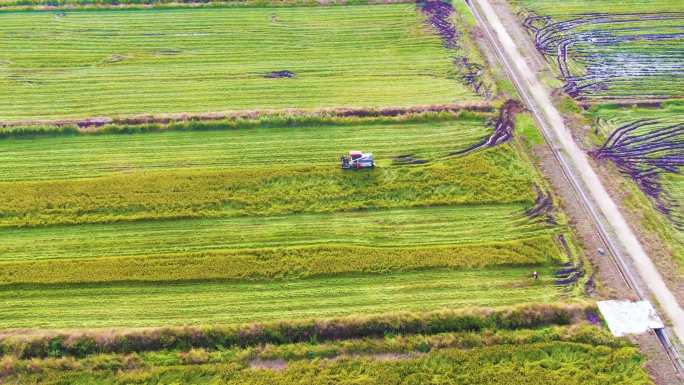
[0,4,478,121]
[0,267,563,329]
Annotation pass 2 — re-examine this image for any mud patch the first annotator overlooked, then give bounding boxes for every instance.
[524,187,555,224]
[523,12,684,100]
[155,49,182,56]
[417,0,491,97]
[449,99,523,156]
[393,154,429,165]
[102,54,127,65]
[264,70,296,79]
[589,118,684,226]
[249,358,287,371]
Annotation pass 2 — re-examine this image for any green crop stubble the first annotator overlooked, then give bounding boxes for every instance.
[0,118,492,181]
[0,267,561,328]
[0,5,478,121]
[0,205,556,261]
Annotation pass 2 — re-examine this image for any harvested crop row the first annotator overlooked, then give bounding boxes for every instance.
[0,268,564,328]
[0,117,493,181]
[0,204,558,261]
[0,4,480,121]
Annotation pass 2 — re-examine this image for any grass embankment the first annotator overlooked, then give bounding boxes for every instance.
[2,340,652,385]
[0,0,413,10]
[0,4,478,121]
[0,308,651,385]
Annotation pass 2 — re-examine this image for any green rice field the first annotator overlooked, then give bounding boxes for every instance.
[0,1,655,383]
[0,4,478,121]
[0,116,493,181]
[512,0,684,15]
[0,114,575,329]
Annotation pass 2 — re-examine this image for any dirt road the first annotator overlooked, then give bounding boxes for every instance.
[466,0,684,345]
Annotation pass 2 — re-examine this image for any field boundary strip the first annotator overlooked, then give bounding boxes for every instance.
[0,303,593,355]
[0,0,416,11]
[0,103,495,131]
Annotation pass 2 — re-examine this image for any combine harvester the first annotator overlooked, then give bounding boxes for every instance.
[340,150,375,170]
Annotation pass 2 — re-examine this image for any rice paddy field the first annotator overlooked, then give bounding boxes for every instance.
[512,0,684,100]
[0,4,478,121]
[0,1,655,384]
[0,113,574,327]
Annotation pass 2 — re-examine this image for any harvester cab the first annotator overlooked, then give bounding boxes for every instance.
[340,150,374,170]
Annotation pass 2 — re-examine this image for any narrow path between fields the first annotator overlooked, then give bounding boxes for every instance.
[466,0,684,345]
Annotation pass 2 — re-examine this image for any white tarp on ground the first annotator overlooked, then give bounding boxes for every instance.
[598,300,664,337]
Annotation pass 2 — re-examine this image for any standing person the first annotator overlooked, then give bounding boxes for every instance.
[532,271,539,280]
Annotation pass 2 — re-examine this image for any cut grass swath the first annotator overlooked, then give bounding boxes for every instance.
[0,267,563,329]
